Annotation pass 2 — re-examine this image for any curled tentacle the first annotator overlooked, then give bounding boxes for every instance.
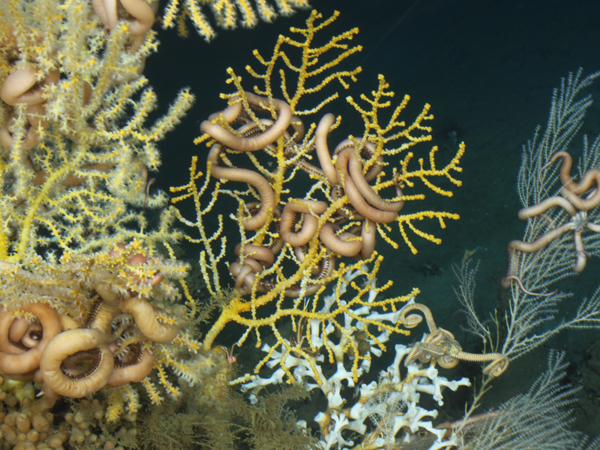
[40,328,114,398]
[0,304,61,376]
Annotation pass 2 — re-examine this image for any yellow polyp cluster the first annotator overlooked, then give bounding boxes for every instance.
[141,378,163,405]
[122,384,140,414]
[106,384,141,423]
[0,0,209,446]
[345,74,464,253]
[172,10,464,384]
[161,0,310,41]
[245,10,363,115]
[106,389,126,423]
[0,2,195,266]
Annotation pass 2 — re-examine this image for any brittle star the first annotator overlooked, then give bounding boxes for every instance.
[502,151,600,293]
[399,302,509,377]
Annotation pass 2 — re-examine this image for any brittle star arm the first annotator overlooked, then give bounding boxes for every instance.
[502,204,574,289]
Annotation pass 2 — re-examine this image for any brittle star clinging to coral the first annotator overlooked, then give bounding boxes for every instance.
[502,151,600,293]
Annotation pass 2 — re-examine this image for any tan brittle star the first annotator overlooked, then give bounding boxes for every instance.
[399,302,509,377]
[503,151,600,291]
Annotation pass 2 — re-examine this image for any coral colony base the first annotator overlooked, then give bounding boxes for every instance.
[0,1,599,449]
